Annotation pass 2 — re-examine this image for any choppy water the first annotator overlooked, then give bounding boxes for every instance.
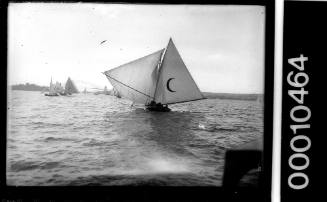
[7,90,263,186]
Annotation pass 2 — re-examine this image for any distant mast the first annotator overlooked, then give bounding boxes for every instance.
[49,77,55,94]
[103,38,204,108]
[45,76,59,96]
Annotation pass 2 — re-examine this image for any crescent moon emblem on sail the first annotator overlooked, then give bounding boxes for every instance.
[167,78,176,92]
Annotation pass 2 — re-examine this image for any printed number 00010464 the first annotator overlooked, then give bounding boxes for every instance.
[287,55,311,190]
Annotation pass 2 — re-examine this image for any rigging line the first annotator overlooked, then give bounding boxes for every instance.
[103,72,154,99]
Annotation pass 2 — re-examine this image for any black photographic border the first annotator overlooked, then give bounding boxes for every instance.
[0,0,275,201]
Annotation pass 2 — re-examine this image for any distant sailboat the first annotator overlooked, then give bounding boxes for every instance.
[103,38,205,112]
[45,77,59,96]
[103,86,111,95]
[62,77,79,95]
[54,82,65,94]
[113,88,121,98]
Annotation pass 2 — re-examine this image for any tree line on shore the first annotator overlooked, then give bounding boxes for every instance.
[202,92,263,101]
[11,83,49,91]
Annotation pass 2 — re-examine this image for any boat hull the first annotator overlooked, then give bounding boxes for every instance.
[146,105,171,112]
[44,93,59,96]
[59,92,72,96]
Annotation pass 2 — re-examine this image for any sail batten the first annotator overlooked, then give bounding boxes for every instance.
[49,77,55,94]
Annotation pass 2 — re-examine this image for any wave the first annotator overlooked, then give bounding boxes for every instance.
[43,137,75,142]
[9,161,61,172]
[10,161,40,172]
[195,123,257,133]
[39,161,61,170]
[194,125,238,132]
[31,121,73,129]
[65,173,217,186]
[82,138,109,147]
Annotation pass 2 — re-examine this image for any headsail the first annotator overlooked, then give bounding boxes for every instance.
[104,49,164,104]
[154,39,204,104]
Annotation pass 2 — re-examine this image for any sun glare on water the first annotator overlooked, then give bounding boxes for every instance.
[146,157,191,174]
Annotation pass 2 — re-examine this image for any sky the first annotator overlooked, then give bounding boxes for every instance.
[8,3,265,94]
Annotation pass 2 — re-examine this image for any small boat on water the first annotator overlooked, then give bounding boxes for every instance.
[44,77,59,96]
[45,77,78,96]
[112,88,121,98]
[93,86,111,95]
[55,82,65,95]
[103,38,205,112]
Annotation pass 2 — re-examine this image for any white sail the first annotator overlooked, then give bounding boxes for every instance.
[104,49,164,104]
[154,39,204,104]
[53,82,64,94]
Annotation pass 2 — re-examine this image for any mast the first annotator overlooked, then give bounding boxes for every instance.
[49,77,54,93]
[153,38,170,102]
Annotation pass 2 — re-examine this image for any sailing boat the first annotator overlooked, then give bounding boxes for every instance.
[103,86,109,95]
[54,82,65,94]
[113,88,121,98]
[103,38,205,112]
[44,77,59,96]
[62,77,79,95]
